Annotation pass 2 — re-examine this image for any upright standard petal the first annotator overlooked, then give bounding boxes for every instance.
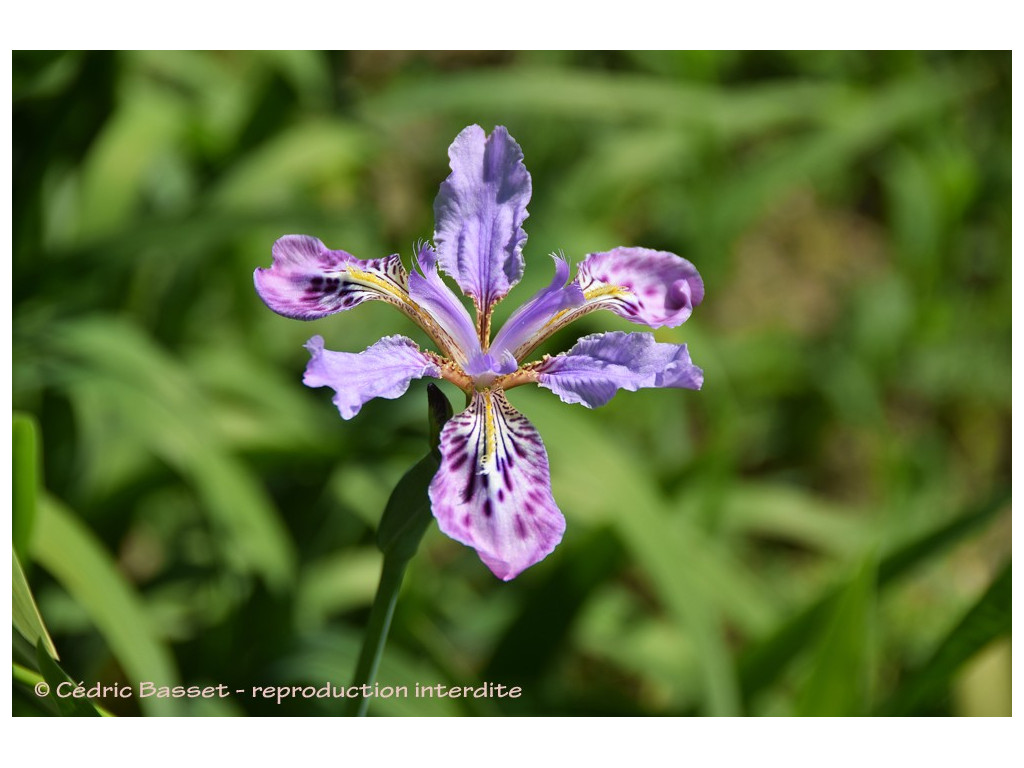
[407,243,482,365]
[537,331,703,409]
[255,235,409,320]
[303,335,440,419]
[489,255,585,362]
[429,390,565,581]
[575,247,704,328]
[432,125,531,311]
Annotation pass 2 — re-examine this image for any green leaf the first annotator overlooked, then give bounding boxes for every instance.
[75,84,189,241]
[483,527,627,699]
[699,70,982,254]
[794,556,876,716]
[211,119,370,210]
[32,494,184,716]
[376,385,452,562]
[277,630,463,716]
[13,549,58,659]
[296,549,382,628]
[426,383,454,450]
[375,453,439,562]
[365,68,851,138]
[877,562,1011,716]
[51,318,296,589]
[12,412,40,560]
[712,481,870,558]
[521,391,751,715]
[739,488,1009,706]
[34,640,103,717]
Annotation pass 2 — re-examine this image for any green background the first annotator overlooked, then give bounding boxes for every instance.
[12,51,1010,716]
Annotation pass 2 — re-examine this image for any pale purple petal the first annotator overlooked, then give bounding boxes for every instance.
[576,247,704,328]
[407,243,482,364]
[255,235,409,320]
[463,350,518,379]
[432,125,531,310]
[490,255,585,361]
[429,391,565,581]
[537,331,703,409]
[303,335,440,420]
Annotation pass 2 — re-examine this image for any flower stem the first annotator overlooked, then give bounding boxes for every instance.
[345,553,409,716]
[344,384,453,716]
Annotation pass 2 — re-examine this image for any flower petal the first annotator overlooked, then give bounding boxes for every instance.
[303,335,440,419]
[432,125,531,311]
[537,331,703,409]
[463,349,518,380]
[429,390,565,580]
[255,235,409,320]
[576,247,704,328]
[407,243,482,364]
[490,255,585,362]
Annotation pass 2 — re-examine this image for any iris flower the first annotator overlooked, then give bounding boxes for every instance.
[255,125,704,580]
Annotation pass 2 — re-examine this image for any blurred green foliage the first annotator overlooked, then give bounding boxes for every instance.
[12,51,1010,716]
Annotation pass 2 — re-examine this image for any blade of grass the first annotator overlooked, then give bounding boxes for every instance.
[13,548,59,659]
[793,556,876,716]
[483,526,626,692]
[12,412,40,560]
[365,68,851,138]
[34,640,103,717]
[275,631,462,716]
[739,488,1009,705]
[32,493,184,716]
[51,318,296,589]
[876,561,1010,716]
[523,392,748,715]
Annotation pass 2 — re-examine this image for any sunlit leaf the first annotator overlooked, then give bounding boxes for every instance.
[13,549,58,659]
[794,556,876,716]
[12,412,39,560]
[877,562,1010,716]
[35,640,103,717]
[51,318,296,589]
[275,631,463,716]
[32,494,184,716]
[740,489,1009,706]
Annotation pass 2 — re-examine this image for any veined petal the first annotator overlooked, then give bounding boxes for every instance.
[464,349,518,381]
[303,335,440,419]
[432,125,531,311]
[255,235,410,320]
[429,390,565,581]
[490,255,585,362]
[537,331,703,409]
[407,243,482,364]
[507,247,704,361]
[576,247,704,328]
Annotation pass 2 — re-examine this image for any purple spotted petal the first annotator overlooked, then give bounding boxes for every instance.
[537,331,703,409]
[490,255,585,361]
[303,335,440,419]
[576,247,704,328]
[255,235,409,320]
[429,391,565,581]
[407,243,482,364]
[433,125,531,310]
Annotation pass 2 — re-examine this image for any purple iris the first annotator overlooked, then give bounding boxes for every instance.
[255,125,704,581]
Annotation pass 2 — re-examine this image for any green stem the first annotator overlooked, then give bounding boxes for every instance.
[345,384,452,716]
[345,553,410,716]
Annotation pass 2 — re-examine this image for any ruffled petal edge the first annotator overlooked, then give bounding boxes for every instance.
[303,334,440,419]
[429,390,564,580]
[536,331,703,409]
